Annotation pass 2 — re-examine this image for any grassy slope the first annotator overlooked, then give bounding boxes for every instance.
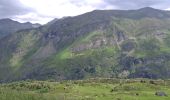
[40,29,119,79]
[50,18,170,60]
[0,79,170,100]
[40,18,170,79]
[9,17,168,81]
[2,17,170,81]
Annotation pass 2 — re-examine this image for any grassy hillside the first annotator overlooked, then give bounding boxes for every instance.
[0,79,170,100]
[1,7,170,81]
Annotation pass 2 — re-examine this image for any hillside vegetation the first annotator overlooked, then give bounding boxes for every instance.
[1,7,170,81]
[0,79,170,100]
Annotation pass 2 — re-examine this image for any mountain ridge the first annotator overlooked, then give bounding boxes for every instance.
[1,7,170,82]
[0,18,41,39]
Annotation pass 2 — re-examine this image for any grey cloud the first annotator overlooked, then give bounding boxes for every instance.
[102,0,170,9]
[69,0,86,7]
[69,0,109,9]
[1,0,170,24]
[0,0,35,19]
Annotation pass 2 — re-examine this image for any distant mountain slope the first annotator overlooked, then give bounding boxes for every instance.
[1,7,170,82]
[0,18,41,38]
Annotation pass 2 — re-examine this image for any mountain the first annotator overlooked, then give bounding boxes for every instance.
[0,18,41,38]
[1,7,170,82]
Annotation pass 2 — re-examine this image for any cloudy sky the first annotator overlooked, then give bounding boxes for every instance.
[1,0,170,24]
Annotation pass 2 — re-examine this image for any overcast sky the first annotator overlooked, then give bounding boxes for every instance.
[1,0,170,24]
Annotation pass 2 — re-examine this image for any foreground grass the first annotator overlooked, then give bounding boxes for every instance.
[0,79,170,100]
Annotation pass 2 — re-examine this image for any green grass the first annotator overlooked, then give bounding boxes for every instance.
[1,79,170,100]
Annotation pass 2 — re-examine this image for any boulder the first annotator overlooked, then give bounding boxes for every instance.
[155,91,167,96]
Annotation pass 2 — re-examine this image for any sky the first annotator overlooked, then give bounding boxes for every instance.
[1,0,170,24]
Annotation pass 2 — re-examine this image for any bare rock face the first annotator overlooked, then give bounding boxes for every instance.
[71,43,93,52]
[115,31,127,42]
[71,30,128,53]
[71,36,116,52]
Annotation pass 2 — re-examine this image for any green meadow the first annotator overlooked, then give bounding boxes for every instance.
[0,79,170,100]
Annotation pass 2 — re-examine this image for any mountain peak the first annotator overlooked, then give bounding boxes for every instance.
[0,18,14,23]
[138,7,160,11]
[1,18,12,21]
[140,7,155,9]
[0,18,41,38]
